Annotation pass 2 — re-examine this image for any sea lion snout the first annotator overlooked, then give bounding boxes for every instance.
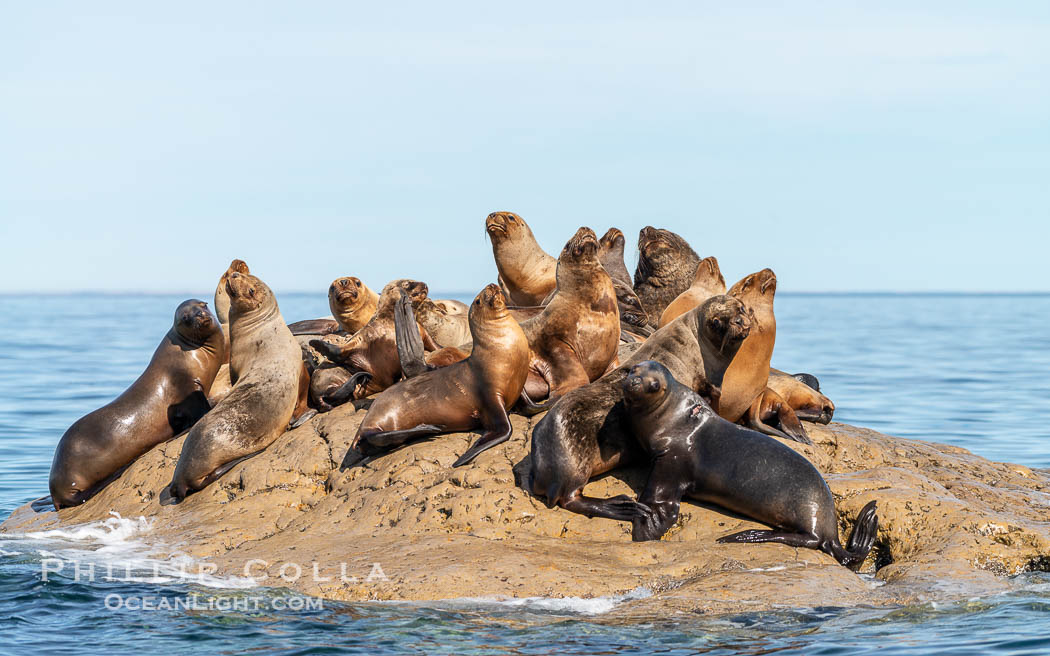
[485,211,520,237]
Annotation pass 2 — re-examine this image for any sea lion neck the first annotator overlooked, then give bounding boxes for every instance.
[492,227,556,290]
[230,298,279,332]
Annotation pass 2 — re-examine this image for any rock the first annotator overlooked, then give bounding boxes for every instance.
[6,410,1050,616]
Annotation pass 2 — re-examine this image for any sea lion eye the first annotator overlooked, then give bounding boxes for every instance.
[711,318,722,331]
[248,288,256,298]
[648,380,660,392]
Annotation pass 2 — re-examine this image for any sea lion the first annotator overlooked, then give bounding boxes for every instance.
[516,227,621,410]
[527,294,751,521]
[309,279,437,403]
[486,211,558,306]
[214,259,249,333]
[597,228,650,336]
[166,271,310,501]
[658,256,727,328]
[621,360,878,570]
[345,283,530,468]
[719,269,809,444]
[768,369,835,424]
[632,226,701,328]
[49,300,225,509]
[329,276,380,334]
[413,297,472,347]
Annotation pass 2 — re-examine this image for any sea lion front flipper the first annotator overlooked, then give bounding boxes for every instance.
[394,294,428,379]
[453,402,513,467]
[310,339,347,363]
[632,456,685,541]
[561,493,653,523]
[287,319,342,336]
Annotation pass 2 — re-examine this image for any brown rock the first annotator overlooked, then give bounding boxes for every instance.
[6,411,1050,616]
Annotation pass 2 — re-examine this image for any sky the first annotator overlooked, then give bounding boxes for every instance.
[1,2,1048,294]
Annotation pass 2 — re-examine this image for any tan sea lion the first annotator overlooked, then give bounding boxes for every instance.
[308,279,438,404]
[49,300,226,509]
[632,226,700,328]
[329,276,379,333]
[720,269,809,443]
[485,211,557,306]
[166,271,310,501]
[214,259,249,334]
[515,227,621,411]
[413,297,472,347]
[768,369,835,424]
[658,256,727,327]
[345,284,530,468]
[622,360,878,570]
[527,295,752,521]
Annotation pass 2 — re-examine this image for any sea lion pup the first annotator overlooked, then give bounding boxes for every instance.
[622,361,878,569]
[166,271,310,501]
[719,269,810,444]
[345,284,530,468]
[768,369,835,424]
[48,300,226,509]
[527,294,751,521]
[658,256,727,328]
[309,279,438,404]
[486,211,558,306]
[632,226,701,328]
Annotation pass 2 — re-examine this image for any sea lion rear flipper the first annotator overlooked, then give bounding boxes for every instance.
[322,371,372,407]
[288,409,317,430]
[287,319,342,336]
[394,294,428,378]
[745,391,811,445]
[717,529,821,549]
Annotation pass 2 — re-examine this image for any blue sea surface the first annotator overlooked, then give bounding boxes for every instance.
[1,292,1049,655]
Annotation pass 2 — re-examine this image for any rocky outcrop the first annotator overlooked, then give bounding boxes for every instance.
[6,406,1050,616]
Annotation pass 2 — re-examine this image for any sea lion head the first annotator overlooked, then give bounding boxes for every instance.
[699,295,752,356]
[614,281,648,326]
[219,259,250,288]
[225,271,273,315]
[395,279,429,305]
[559,227,601,265]
[485,211,532,243]
[329,276,365,308]
[693,256,726,290]
[599,227,625,254]
[637,226,694,273]
[470,283,509,321]
[729,268,777,301]
[174,299,221,343]
[623,360,671,410]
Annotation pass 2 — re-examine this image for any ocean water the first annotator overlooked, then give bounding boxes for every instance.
[1,292,1049,655]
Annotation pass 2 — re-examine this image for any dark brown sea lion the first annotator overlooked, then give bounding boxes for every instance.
[166,271,310,501]
[308,279,437,403]
[632,226,701,328]
[658,256,726,328]
[486,211,557,306]
[622,360,878,570]
[720,269,809,443]
[526,294,751,521]
[768,369,835,424]
[49,300,226,509]
[597,228,650,336]
[345,284,530,468]
[516,227,621,410]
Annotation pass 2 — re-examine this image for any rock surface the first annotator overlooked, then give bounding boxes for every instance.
[6,406,1050,617]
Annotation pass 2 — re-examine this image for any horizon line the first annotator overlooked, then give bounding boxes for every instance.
[2,290,1050,297]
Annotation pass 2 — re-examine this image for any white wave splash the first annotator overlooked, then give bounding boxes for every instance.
[3,511,256,589]
[413,586,653,615]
